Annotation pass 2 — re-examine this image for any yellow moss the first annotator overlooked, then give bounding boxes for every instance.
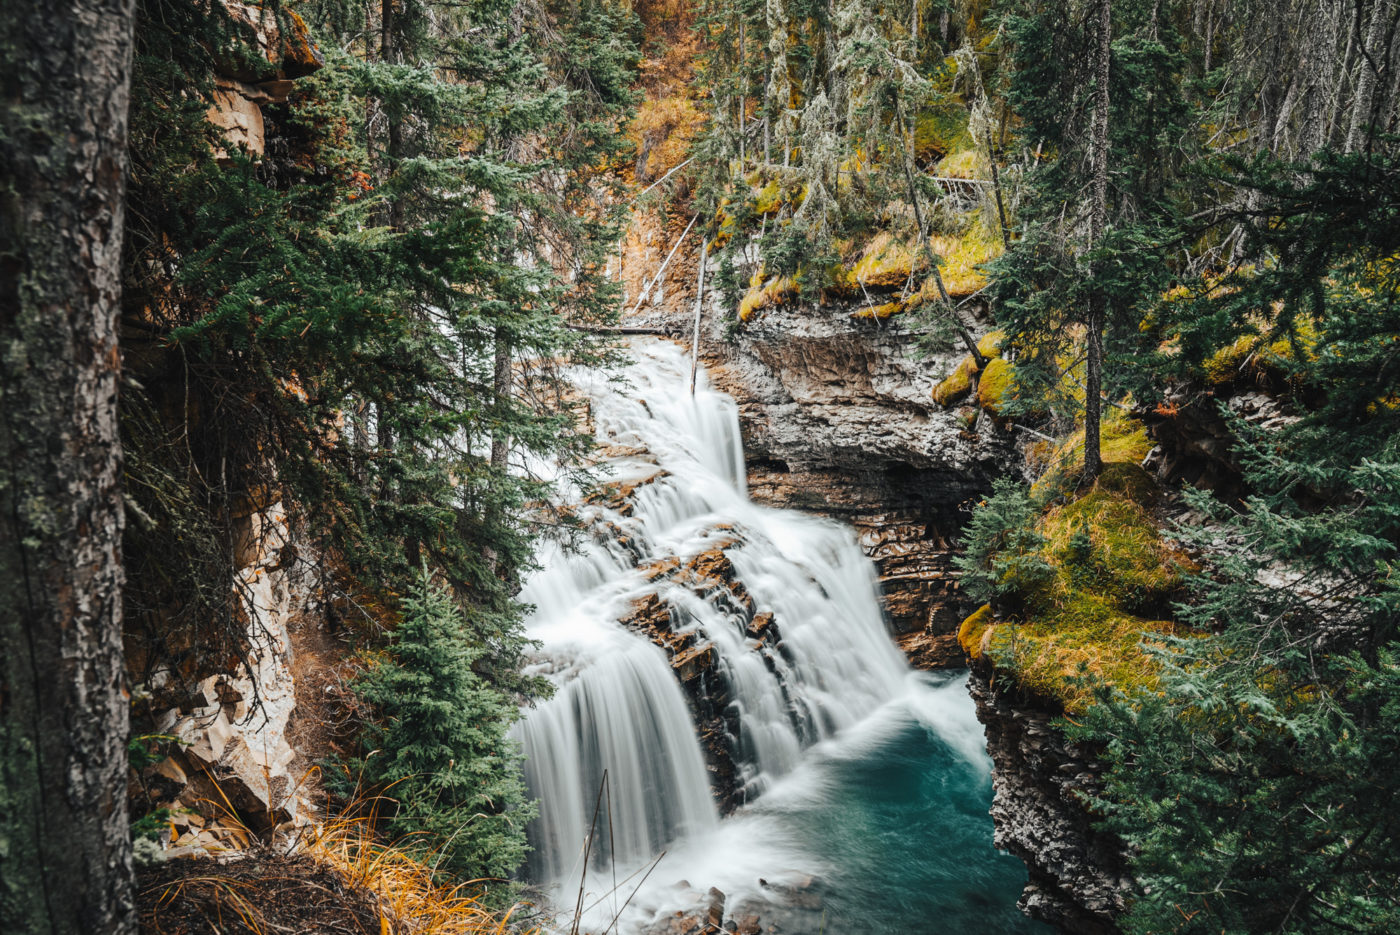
[1030,408,1153,501]
[851,301,904,321]
[936,147,983,180]
[753,179,785,216]
[843,231,925,290]
[914,106,972,161]
[933,354,980,407]
[738,271,798,322]
[1039,474,1191,608]
[1203,316,1318,385]
[977,357,1013,416]
[977,330,1005,360]
[712,198,740,249]
[958,604,995,659]
[986,602,1175,714]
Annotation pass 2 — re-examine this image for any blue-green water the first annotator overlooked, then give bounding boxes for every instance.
[624,672,1052,934]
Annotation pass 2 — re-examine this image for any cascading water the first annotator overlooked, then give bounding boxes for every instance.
[514,341,1044,934]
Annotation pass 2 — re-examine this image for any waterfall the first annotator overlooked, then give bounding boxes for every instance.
[514,339,911,899]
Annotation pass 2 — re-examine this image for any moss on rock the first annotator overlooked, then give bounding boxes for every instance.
[738,271,798,322]
[972,462,1194,713]
[958,604,995,659]
[933,355,980,406]
[976,357,1013,416]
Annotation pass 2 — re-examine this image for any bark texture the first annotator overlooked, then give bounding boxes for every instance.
[1083,0,1112,483]
[0,0,137,932]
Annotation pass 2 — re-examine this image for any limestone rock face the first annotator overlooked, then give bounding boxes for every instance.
[968,669,1130,934]
[700,301,1017,647]
[139,501,315,850]
[205,1,324,161]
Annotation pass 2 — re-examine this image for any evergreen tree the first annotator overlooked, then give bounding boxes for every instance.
[1078,145,1400,934]
[352,569,535,886]
[117,0,635,886]
[987,0,1189,456]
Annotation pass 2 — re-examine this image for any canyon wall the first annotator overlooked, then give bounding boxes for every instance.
[703,302,1014,663]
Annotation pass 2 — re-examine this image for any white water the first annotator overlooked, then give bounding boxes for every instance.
[512,341,1007,931]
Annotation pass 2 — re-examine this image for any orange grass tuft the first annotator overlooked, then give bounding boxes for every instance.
[304,809,537,935]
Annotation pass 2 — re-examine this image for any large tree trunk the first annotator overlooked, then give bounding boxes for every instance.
[1083,0,1111,483]
[1347,0,1396,152]
[0,0,137,933]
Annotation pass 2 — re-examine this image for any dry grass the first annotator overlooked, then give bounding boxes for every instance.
[138,854,384,935]
[137,794,535,935]
[841,231,925,290]
[935,147,983,180]
[630,95,703,182]
[304,808,536,935]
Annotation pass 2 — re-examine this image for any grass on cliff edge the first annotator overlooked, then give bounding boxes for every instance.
[138,804,537,935]
[960,454,1194,713]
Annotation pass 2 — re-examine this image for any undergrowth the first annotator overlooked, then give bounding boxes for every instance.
[957,415,1192,712]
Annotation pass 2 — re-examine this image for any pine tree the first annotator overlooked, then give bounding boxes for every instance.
[352,569,536,887]
[117,0,634,886]
[1077,144,1400,935]
[987,0,1188,450]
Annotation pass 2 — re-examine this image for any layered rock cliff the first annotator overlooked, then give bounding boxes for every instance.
[700,301,1016,660]
[968,671,1130,933]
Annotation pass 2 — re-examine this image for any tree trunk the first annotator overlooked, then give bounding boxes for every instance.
[0,0,137,932]
[738,18,747,169]
[382,0,405,231]
[484,330,511,577]
[893,100,987,368]
[1347,0,1396,152]
[1083,0,1111,484]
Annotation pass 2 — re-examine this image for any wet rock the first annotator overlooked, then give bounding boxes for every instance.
[701,304,1013,642]
[968,669,1129,934]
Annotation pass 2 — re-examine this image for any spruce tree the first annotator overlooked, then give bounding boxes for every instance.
[352,569,535,886]
[1078,144,1400,935]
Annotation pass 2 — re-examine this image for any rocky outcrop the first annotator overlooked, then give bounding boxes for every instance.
[640,878,828,935]
[620,536,783,813]
[206,2,324,161]
[700,301,1017,654]
[1142,387,1298,496]
[968,669,1130,934]
[131,501,318,857]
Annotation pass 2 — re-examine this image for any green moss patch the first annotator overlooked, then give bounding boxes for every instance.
[1030,408,1153,501]
[975,463,1194,713]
